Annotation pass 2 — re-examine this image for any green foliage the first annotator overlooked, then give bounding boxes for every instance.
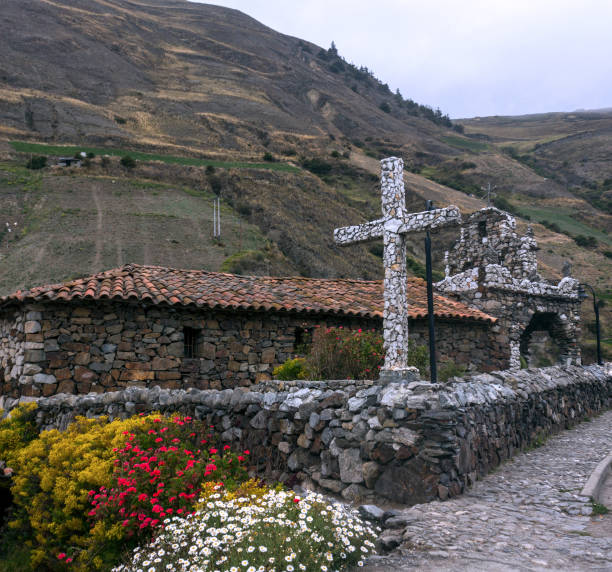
[573,234,598,248]
[520,355,529,369]
[273,357,307,380]
[379,102,391,114]
[591,500,609,515]
[540,219,563,234]
[9,141,299,173]
[438,360,467,382]
[301,157,333,176]
[25,156,46,170]
[262,151,275,162]
[221,249,267,274]
[305,327,384,380]
[406,255,444,282]
[120,155,136,169]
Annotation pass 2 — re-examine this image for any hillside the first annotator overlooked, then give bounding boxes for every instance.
[0,0,609,360]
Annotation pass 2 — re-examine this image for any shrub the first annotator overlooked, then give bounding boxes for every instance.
[6,414,161,570]
[120,155,136,169]
[573,234,598,248]
[5,413,250,570]
[438,360,467,382]
[25,156,46,170]
[262,151,275,162]
[273,357,307,380]
[379,102,391,114]
[87,415,249,558]
[113,488,378,572]
[304,327,384,380]
[301,157,333,176]
[0,402,39,465]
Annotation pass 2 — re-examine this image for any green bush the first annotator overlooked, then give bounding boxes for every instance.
[573,234,598,248]
[438,360,467,382]
[25,156,46,170]
[379,102,391,114]
[120,155,136,169]
[273,357,307,380]
[301,157,333,176]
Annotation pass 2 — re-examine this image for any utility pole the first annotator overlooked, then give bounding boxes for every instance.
[424,200,437,382]
[213,198,221,239]
[481,182,497,207]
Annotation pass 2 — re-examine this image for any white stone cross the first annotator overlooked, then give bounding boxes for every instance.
[334,157,462,382]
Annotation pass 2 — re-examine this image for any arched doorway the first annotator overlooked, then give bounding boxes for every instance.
[519,312,574,367]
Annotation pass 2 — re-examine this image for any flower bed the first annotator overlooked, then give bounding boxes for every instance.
[113,487,378,572]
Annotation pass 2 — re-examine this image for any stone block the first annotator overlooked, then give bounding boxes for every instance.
[24,321,41,334]
[26,333,43,342]
[72,307,91,317]
[57,380,76,394]
[26,311,42,321]
[201,343,216,360]
[33,373,57,384]
[261,348,275,364]
[54,368,71,381]
[166,342,184,357]
[126,361,151,370]
[74,352,91,366]
[120,370,155,381]
[151,357,178,371]
[74,366,96,383]
[23,363,42,376]
[24,349,45,363]
[155,371,181,380]
[42,383,57,397]
[339,448,364,484]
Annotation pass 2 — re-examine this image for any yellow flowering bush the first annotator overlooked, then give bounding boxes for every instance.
[7,413,163,571]
[0,402,39,465]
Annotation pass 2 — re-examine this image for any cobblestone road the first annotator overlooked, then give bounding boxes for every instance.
[361,410,612,571]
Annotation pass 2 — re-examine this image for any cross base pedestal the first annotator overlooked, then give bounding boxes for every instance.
[378,366,420,385]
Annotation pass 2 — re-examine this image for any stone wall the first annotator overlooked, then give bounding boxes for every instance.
[4,364,609,506]
[0,301,498,399]
[438,207,582,370]
[0,310,24,384]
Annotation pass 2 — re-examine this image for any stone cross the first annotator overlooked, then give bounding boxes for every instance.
[334,157,461,382]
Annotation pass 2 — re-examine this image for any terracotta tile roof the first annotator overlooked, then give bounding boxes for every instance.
[1,264,495,323]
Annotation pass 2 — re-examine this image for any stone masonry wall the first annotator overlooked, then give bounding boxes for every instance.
[1,302,498,399]
[0,310,25,384]
[4,364,609,506]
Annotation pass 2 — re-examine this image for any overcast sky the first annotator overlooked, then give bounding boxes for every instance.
[191,0,612,118]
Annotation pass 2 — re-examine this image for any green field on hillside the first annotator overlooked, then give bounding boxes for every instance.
[516,204,611,246]
[9,141,300,173]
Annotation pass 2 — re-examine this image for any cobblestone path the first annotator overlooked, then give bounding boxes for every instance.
[361,409,612,571]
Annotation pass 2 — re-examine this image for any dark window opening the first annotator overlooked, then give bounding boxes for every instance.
[478,220,487,237]
[183,327,199,358]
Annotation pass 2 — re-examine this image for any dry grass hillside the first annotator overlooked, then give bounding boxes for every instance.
[0,0,609,359]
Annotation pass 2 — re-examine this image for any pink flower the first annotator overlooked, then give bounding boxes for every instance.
[223,445,230,451]
[57,553,66,560]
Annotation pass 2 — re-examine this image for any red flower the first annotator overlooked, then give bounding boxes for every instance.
[243,449,250,455]
[293,497,300,503]
[57,553,66,560]
[223,445,230,451]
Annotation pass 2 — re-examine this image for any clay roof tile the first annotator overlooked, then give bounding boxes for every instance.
[0,263,495,323]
